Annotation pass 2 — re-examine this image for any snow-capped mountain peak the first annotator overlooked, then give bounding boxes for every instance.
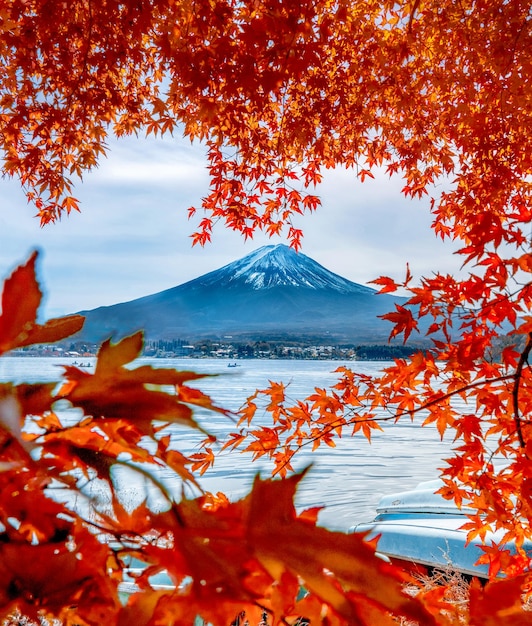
[76,244,408,345]
[193,244,375,294]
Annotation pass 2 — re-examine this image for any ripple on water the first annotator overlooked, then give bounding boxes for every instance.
[0,357,456,530]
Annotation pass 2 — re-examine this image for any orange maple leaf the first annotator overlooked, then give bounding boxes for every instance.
[379,305,418,342]
[0,252,84,355]
[371,276,399,294]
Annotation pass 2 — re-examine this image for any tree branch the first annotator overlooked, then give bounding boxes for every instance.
[512,332,532,449]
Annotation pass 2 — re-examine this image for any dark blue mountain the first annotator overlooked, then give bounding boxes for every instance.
[75,244,409,344]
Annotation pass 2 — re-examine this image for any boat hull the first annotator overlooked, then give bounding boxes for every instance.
[353,478,530,579]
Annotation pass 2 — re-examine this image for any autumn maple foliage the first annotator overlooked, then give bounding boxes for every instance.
[2,0,532,623]
[0,255,442,625]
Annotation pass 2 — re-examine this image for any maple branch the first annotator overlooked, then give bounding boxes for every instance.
[249,373,516,476]
[408,0,421,33]
[391,373,514,421]
[78,514,149,546]
[63,0,94,110]
[512,332,532,449]
[318,373,515,430]
[476,280,532,321]
[500,15,530,89]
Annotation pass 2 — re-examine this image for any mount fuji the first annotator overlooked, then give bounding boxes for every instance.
[74,245,409,344]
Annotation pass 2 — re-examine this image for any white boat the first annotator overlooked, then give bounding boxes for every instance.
[353,478,531,579]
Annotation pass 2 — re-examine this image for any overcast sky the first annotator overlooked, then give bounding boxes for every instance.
[0,134,462,319]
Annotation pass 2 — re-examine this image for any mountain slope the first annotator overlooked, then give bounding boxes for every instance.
[75,245,408,344]
[185,245,375,293]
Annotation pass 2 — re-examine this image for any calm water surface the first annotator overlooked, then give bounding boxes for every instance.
[0,357,456,530]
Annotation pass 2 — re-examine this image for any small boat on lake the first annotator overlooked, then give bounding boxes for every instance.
[353,477,532,579]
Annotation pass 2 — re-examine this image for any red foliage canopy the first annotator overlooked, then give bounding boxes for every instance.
[3,0,532,623]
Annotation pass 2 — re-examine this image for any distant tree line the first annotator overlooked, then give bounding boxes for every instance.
[140,338,427,360]
[18,336,519,363]
[353,344,423,360]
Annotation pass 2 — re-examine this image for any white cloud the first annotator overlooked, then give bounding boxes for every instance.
[0,135,462,318]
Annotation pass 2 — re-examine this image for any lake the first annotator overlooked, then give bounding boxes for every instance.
[0,356,455,530]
